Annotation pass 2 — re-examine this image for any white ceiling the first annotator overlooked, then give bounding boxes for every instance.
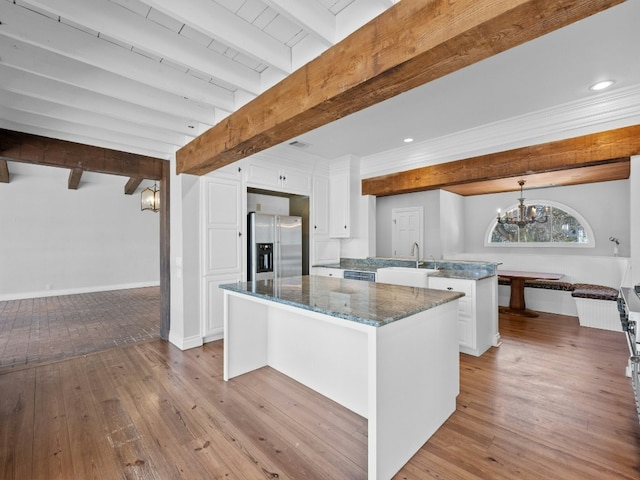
[1,0,639,170]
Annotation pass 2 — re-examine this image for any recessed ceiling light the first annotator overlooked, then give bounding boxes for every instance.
[589,80,614,91]
[403,138,414,143]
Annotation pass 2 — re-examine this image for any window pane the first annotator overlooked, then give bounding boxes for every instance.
[488,202,591,246]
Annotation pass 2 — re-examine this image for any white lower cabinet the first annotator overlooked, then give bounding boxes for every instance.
[310,267,344,278]
[428,276,496,356]
[203,273,241,342]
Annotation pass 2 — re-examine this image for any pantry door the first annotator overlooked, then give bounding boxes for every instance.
[391,207,423,258]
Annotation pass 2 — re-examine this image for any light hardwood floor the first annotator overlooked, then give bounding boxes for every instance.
[1,312,639,479]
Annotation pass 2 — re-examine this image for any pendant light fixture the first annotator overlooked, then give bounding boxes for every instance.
[496,180,548,229]
[141,182,160,212]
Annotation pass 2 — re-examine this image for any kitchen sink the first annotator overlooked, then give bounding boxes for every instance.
[376,266,439,287]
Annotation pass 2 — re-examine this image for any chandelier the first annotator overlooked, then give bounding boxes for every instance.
[496,180,548,228]
[141,182,160,212]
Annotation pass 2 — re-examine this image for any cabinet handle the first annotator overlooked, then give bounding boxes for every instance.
[282,176,286,181]
[238,167,242,172]
[447,287,453,290]
[344,225,347,229]
[238,232,242,237]
[314,225,317,229]
[279,175,282,180]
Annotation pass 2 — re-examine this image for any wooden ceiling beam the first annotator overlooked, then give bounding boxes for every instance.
[68,167,83,190]
[0,129,165,180]
[0,159,8,183]
[176,0,624,176]
[362,125,640,196]
[124,177,144,195]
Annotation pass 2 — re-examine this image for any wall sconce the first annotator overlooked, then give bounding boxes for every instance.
[141,182,160,212]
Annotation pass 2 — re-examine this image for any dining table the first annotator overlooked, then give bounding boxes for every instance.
[498,269,564,317]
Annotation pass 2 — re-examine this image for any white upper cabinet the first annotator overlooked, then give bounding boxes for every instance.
[311,172,340,265]
[312,175,330,236]
[329,156,359,238]
[203,177,243,275]
[245,158,311,195]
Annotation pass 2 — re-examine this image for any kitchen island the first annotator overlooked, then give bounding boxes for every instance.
[221,275,463,480]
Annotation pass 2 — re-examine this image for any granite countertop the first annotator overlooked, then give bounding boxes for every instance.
[428,269,494,280]
[313,259,496,280]
[220,275,463,328]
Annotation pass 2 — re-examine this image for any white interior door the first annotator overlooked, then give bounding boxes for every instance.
[392,207,424,258]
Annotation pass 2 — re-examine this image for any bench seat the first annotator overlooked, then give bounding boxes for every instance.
[571,283,620,331]
[497,278,620,331]
[524,279,575,291]
[571,283,619,301]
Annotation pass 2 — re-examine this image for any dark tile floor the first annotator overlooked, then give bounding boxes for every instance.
[0,287,160,369]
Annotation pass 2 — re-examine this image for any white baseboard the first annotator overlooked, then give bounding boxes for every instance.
[169,332,204,351]
[203,331,224,344]
[0,281,160,302]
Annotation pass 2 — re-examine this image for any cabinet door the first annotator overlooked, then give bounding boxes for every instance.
[456,297,474,348]
[429,277,476,349]
[282,169,312,194]
[203,273,241,341]
[312,175,329,235]
[201,176,242,342]
[329,173,350,237]
[204,178,242,274]
[245,161,281,189]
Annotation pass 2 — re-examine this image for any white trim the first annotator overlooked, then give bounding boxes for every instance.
[361,84,640,178]
[0,281,160,301]
[484,199,595,248]
[168,332,204,351]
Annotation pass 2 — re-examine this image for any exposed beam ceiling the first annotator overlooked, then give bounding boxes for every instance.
[124,177,144,195]
[362,125,640,196]
[0,129,166,181]
[0,159,8,183]
[0,0,638,193]
[67,167,83,190]
[176,0,624,176]
[0,0,391,159]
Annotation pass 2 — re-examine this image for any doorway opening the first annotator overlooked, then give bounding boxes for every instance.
[247,187,310,275]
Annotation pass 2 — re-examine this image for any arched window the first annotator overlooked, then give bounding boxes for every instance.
[485,200,594,247]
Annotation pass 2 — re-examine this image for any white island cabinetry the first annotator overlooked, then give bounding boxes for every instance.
[222,276,461,480]
[428,276,497,356]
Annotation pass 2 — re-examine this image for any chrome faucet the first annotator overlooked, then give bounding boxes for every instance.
[430,255,439,270]
[410,242,420,268]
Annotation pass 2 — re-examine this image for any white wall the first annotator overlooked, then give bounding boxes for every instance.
[0,163,160,300]
[439,190,465,257]
[376,190,441,259]
[373,179,629,263]
[630,156,640,286]
[247,193,289,215]
[463,179,630,257]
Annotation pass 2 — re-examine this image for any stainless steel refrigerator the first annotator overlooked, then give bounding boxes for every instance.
[247,212,302,281]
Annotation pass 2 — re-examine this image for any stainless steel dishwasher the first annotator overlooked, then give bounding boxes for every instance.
[342,270,376,282]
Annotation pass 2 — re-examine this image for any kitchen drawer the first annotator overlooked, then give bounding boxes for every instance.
[429,277,474,298]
